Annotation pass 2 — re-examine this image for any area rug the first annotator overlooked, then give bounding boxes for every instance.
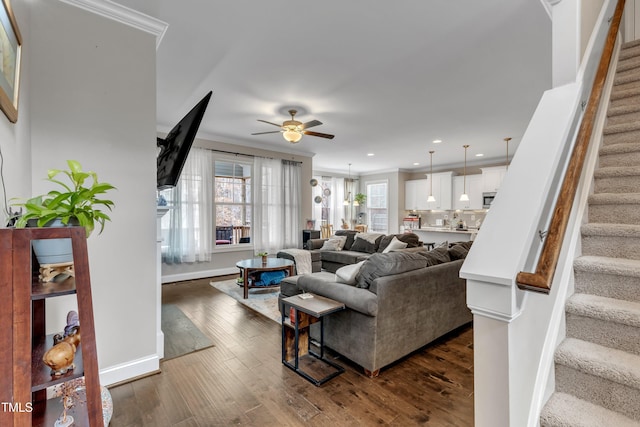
[211,279,282,324]
[161,304,214,360]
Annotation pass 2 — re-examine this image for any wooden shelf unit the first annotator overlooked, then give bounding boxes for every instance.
[0,227,104,427]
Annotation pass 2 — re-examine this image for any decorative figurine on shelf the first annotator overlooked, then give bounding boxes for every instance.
[43,311,81,376]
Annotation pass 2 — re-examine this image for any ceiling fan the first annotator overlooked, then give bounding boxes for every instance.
[251,109,335,143]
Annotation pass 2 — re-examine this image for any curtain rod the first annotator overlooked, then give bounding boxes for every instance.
[204,147,302,164]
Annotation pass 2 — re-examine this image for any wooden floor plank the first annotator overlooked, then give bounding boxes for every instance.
[109,277,474,426]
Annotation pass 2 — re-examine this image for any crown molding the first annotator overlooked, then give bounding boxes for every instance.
[58,0,168,49]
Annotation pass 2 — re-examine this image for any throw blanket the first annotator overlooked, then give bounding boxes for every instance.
[280,248,312,275]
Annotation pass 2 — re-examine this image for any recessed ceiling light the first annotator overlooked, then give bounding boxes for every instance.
[433,139,442,144]
[367,153,375,156]
[475,153,484,157]
[413,162,420,166]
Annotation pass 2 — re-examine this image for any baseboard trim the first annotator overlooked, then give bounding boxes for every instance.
[161,267,238,284]
[99,354,160,386]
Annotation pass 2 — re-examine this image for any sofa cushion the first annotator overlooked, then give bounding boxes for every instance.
[382,236,408,253]
[351,233,384,253]
[298,272,378,316]
[335,229,358,250]
[335,260,366,285]
[448,242,472,260]
[377,233,421,252]
[355,251,429,289]
[321,250,372,265]
[418,246,451,266]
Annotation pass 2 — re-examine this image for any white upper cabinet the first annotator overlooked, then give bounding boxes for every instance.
[426,171,453,210]
[404,179,429,211]
[481,166,507,193]
[453,174,483,210]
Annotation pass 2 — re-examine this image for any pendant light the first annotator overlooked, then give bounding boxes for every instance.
[344,163,352,206]
[427,150,436,203]
[459,145,470,202]
[504,137,512,170]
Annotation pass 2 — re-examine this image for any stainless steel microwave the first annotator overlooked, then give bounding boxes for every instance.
[482,192,496,209]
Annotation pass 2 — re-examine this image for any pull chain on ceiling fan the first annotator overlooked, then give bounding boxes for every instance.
[252,109,335,143]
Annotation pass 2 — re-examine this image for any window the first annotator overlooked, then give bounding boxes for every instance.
[214,159,252,246]
[366,180,388,233]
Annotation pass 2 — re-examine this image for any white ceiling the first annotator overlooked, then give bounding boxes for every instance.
[115,0,552,175]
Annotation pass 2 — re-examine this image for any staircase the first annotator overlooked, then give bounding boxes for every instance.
[540,40,640,427]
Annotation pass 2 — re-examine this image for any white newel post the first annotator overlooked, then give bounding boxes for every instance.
[156,206,171,359]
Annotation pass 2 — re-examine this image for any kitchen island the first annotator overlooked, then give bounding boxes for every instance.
[412,227,478,247]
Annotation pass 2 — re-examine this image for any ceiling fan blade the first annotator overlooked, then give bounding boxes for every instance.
[300,119,322,130]
[257,119,283,128]
[303,130,335,139]
[251,131,282,135]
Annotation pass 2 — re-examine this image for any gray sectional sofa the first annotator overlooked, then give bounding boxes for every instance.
[279,242,473,376]
[304,230,423,272]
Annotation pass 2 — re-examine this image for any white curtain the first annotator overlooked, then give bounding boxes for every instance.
[162,148,214,263]
[253,158,301,253]
[331,176,345,231]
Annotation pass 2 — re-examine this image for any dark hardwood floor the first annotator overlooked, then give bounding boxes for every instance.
[109,277,474,426]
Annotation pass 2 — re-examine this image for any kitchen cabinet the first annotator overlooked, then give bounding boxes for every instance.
[481,166,507,192]
[405,179,429,211]
[453,174,483,210]
[426,171,453,210]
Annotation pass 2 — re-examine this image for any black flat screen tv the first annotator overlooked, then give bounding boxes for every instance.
[157,91,212,190]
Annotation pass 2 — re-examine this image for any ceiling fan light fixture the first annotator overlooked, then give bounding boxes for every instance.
[283,127,302,143]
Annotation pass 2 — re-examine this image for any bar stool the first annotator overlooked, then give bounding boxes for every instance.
[321,224,333,238]
[425,242,435,250]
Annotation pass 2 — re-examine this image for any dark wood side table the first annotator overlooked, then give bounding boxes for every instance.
[281,294,345,386]
[235,258,294,299]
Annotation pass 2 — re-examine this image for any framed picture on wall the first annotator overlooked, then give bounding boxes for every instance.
[0,0,21,123]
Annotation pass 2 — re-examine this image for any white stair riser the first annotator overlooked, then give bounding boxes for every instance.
[565,313,640,355]
[555,365,640,421]
[582,235,640,260]
[589,204,640,224]
[574,270,640,303]
[594,175,640,193]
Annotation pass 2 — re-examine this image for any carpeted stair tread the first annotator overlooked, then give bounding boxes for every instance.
[600,141,640,155]
[582,222,640,238]
[588,192,640,205]
[603,128,640,145]
[613,68,640,87]
[540,392,639,427]
[567,294,640,328]
[607,102,640,117]
[555,338,640,390]
[622,39,640,50]
[575,255,640,278]
[619,42,640,61]
[609,85,640,100]
[603,120,640,135]
[616,55,640,73]
[594,166,640,178]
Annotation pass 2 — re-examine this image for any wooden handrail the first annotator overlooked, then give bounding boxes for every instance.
[516,0,626,294]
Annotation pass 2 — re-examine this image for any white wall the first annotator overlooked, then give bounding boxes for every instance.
[24,0,159,384]
[0,1,31,221]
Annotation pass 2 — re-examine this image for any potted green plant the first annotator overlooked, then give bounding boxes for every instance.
[354,193,366,206]
[257,251,268,264]
[12,160,116,264]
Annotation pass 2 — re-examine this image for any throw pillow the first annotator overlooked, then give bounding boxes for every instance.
[377,233,421,252]
[382,236,408,253]
[335,230,358,250]
[356,232,385,244]
[350,234,384,253]
[355,252,429,290]
[328,235,348,250]
[335,260,365,285]
[320,238,342,251]
[418,246,451,266]
[448,244,470,260]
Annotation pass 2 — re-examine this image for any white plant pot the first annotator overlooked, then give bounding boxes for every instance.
[28,218,76,265]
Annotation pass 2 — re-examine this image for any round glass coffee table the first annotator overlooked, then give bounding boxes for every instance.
[236,258,295,299]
